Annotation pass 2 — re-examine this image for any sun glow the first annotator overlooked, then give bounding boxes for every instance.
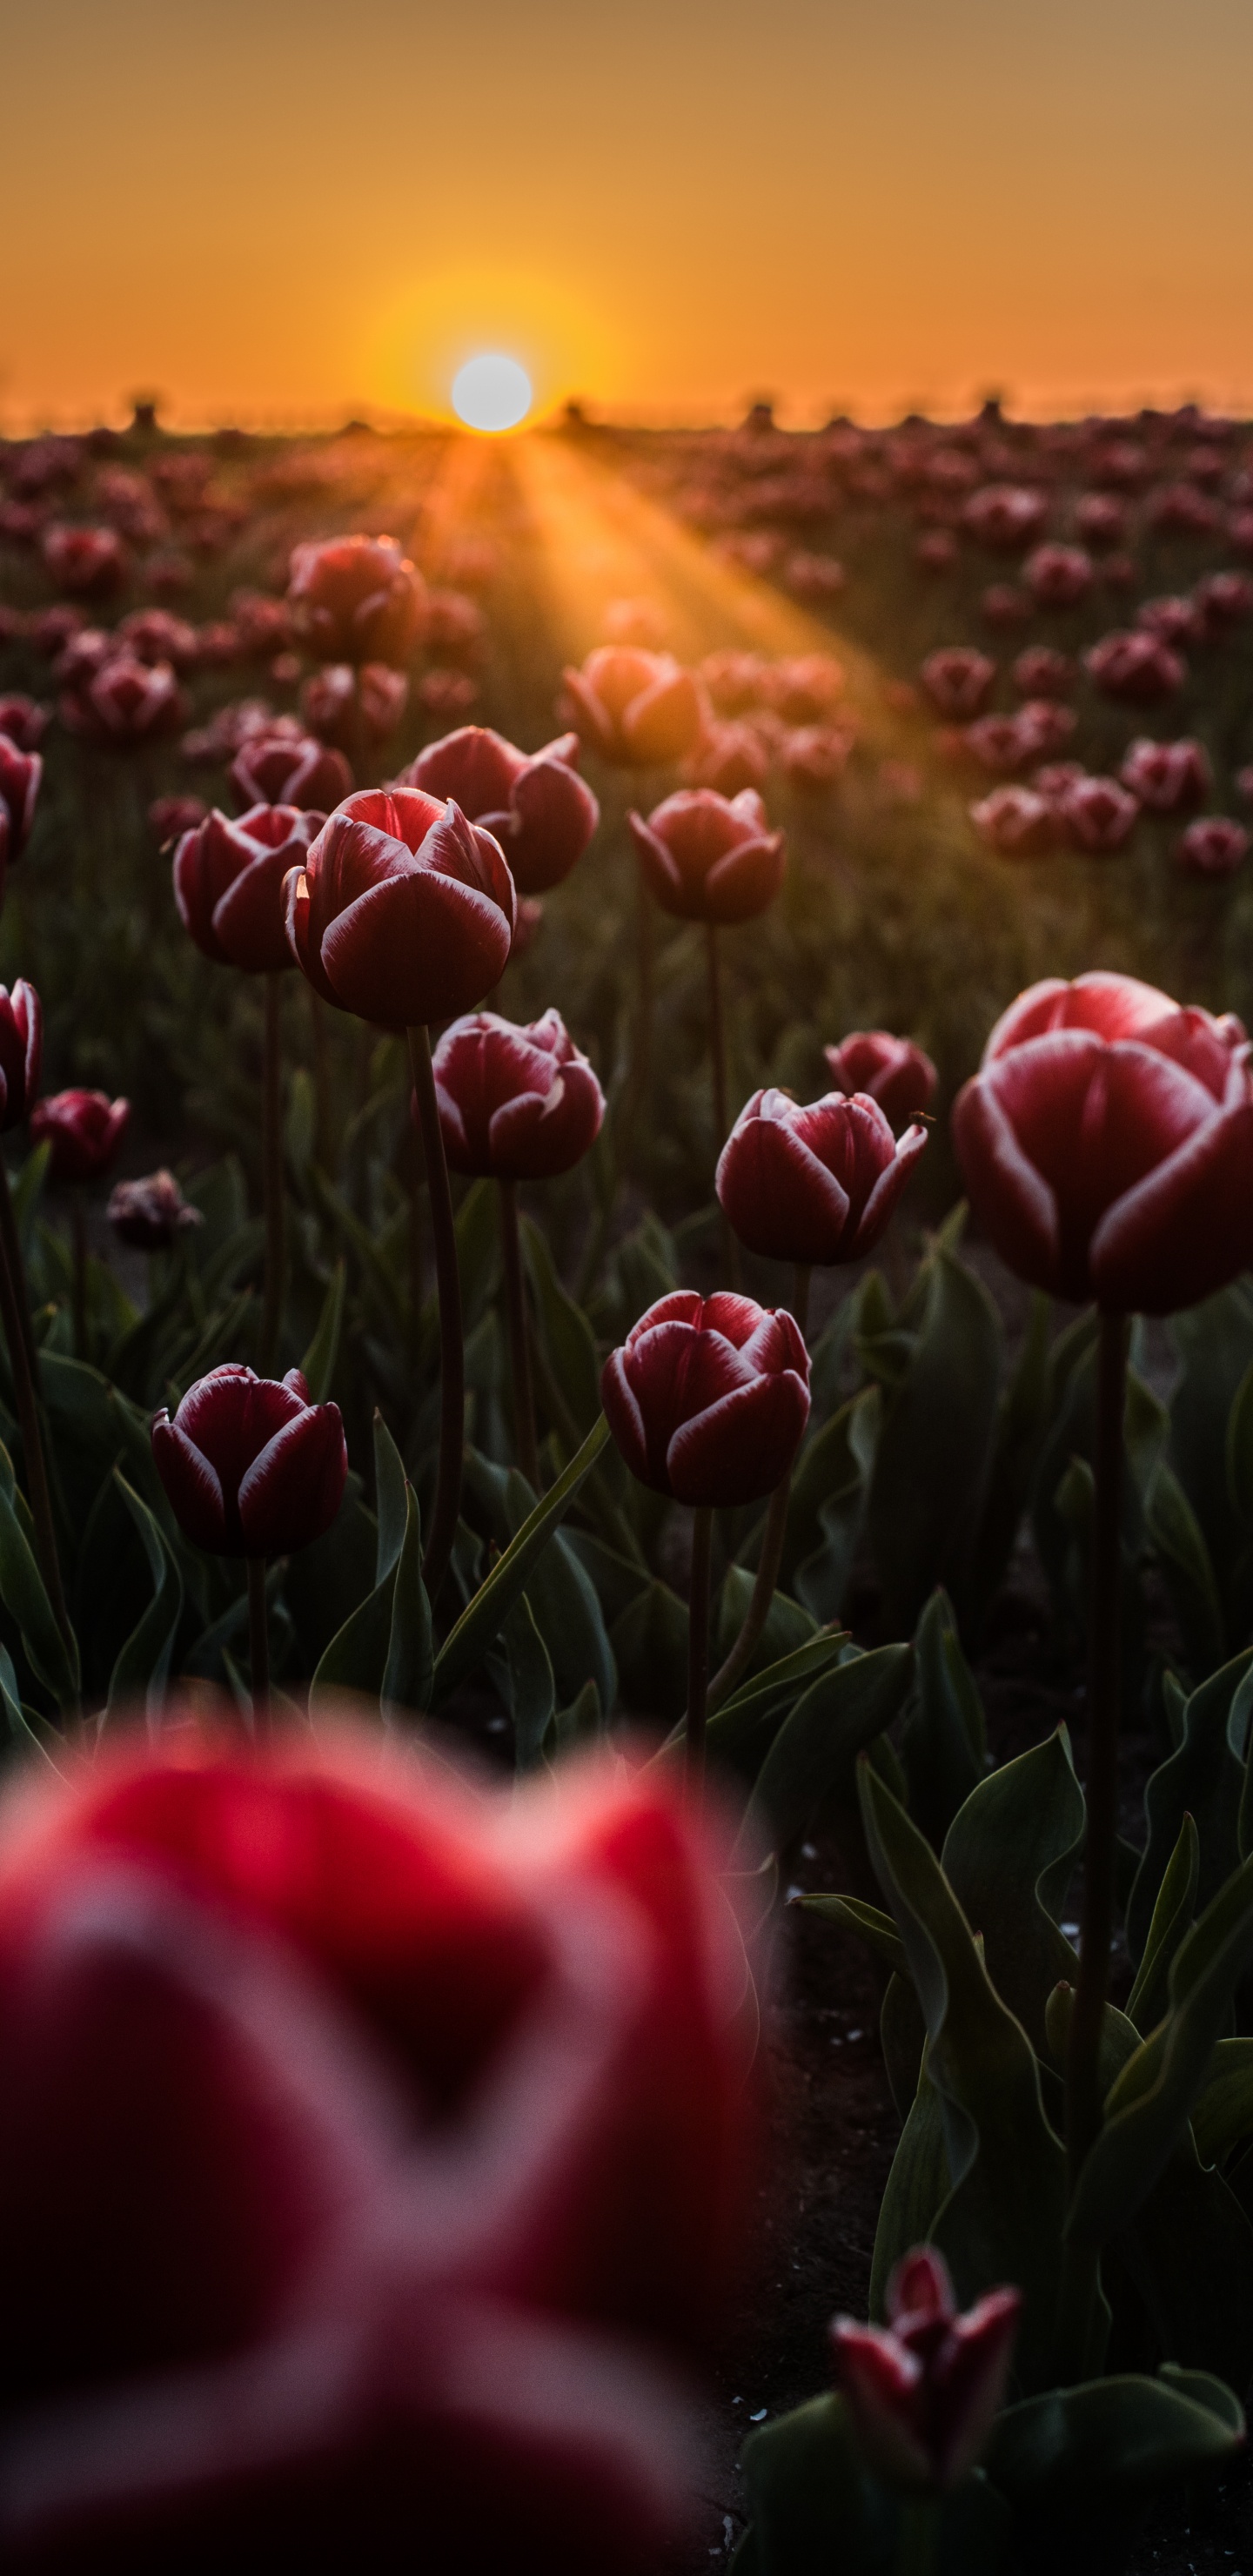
[451,352,533,433]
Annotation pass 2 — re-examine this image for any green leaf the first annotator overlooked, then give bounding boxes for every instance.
[866,1248,1002,1638]
[781,1385,881,1591]
[858,1758,1068,2392]
[299,1259,346,1401]
[520,1214,600,1436]
[1170,1284,1253,1636]
[0,1450,78,1711]
[693,1631,851,1785]
[1146,1460,1225,1681]
[940,1727,1083,2057]
[1227,1345,1253,1525]
[744,1643,914,1855]
[740,2392,1008,2576]
[372,1411,411,1585]
[801,1893,908,1979]
[1127,1650,1253,1960]
[901,1588,986,1851]
[966,1287,1051,1633]
[505,1593,556,1771]
[432,1414,611,1701]
[1191,2036,1253,2166]
[870,2048,952,2314]
[1125,1814,1199,2035]
[381,1484,432,1717]
[106,1472,184,1716]
[613,1579,689,1724]
[986,2368,1243,2519]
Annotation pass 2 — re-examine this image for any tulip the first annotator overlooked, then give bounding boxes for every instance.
[287,533,425,666]
[626,788,783,928]
[285,788,517,1603]
[152,1364,347,1708]
[602,1291,810,1774]
[559,647,705,768]
[1024,542,1093,607]
[117,606,200,667]
[683,719,769,796]
[108,1167,204,1251]
[954,969,1253,2207]
[831,2245,1020,2497]
[1075,492,1128,548]
[230,728,352,813]
[763,654,845,721]
[0,1735,753,2570]
[1136,595,1200,647]
[779,725,854,792]
[969,784,1056,857]
[915,529,958,572]
[1175,816,1250,878]
[1058,774,1139,854]
[30,1089,130,1358]
[1010,647,1074,701]
[0,735,41,873]
[0,982,70,1665]
[919,647,995,719]
[405,725,600,895]
[0,692,50,750]
[41,520,125,597]
[1118,737,1211,814]
[1193,569,1253,635]
[980,583,1031,628]
[74,654,184,745]
[961,484,1048,550]
[419,667,479,718]
[433,1009,605,1486]
[717,1086,927,1274]
[149,792,207,846]
[300,659,410,749]
[1085,630,1186,703]
[824,1030,938,1128]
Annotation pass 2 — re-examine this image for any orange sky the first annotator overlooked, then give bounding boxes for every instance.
[5,0,1252,429]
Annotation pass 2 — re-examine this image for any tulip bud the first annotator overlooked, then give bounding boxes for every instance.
[831,2246,1021,2494]
[30,1089,130,1184]
[1119,737,1211,814]
[969,784,1056,857]
[432,1009,605,1181]
[0,982,42,1132]
[919,647,995,720]
[41,521,126,598]
[1085,630,1186,704]
[151,1365,347,1557]
[1175,816,1250,878]
[0,694,50,752]
[601,1291,810,1507]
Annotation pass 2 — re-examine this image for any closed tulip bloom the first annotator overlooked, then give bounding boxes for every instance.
[0,737,41,867]
[285,788,516,1025]
[832,2247,1020,2495]
[0,694,50,751]
[230,728,352,814]
[287,533,424,667]
[1136,595,1201,647]
[432,1008,605,1181]
[80,654,183,744]
[560,647,705,768]
[151,1364,347,1557]
[1175,816,1250,878]
[108,1168,204,1251]
[150,792,208,845]
[1075,492,1128,549]
[41,521,125,597]
[961,484,1048,550]
[683,720,769,797]
[920,647,995,718]
[952,970,1253,1311]
[1193,570,1253,634]
[175,804,323,972]
[779,725,854,792]
[824,1030,938,1126]
[717,1088,927,1267]
[1024,542,1094,607]
[0,983,42,1131]
[1011,647,1074,701]
[980,583,1031,629]
[405,726,600,895]
[1059,774,1139,853]
[602,1291,810,1507]
[1119,737,1211,813]
[1086,630,1186,704]
[970,783,1056,856]
[30,1088,130,1183]
[627,788,784,924]
[117,607,200,668]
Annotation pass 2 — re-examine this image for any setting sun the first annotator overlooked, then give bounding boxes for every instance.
[450,352,533,433]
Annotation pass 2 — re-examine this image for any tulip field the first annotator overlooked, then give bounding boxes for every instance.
[3,401,1253,2573]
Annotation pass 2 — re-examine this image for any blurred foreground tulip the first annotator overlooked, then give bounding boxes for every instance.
[920,647,995,719]
[560,647,705,768]
[405,725,599,895]
[1176,816,1250,877]
[1086,629,1186,703]
[0,1733,754,2571]
[831,2246,1020,2495]
[0,736,41,873]
[824,1030,937,1127]
[1119,736,1211,813]
[41,520,125,597]
[287,533,424,666]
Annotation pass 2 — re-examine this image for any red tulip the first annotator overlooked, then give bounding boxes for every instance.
[150,792,208,845]
[1118,737,1211,814]
[432,1008,605,1181]
[779,725,854,792]
[117,607,200,668]
[0,694,50,751]
[284,788,516,1025]
[961,485,1048,551]
[1193,570,1253,637]
[970,784,1056,857]
[1147,482,1221,537]
[1010,647,1074,701]
[299,660,409,748]
[1058,774,1139,853]
[762,655,845,722]
[229,729,352,814]
[952,970,1253,1311]
[30,1089,130,1183]
[560,647,705,768]
[108,1169,204,1251]
[405,727,600,896]
[831,2246,1020,2494]
[287,534,424,666]
[627,788,784,924]
[419,667,479,718]
[682,721,769,797]
[425,588,487,661]
[786,549,846,600]
[175,804,323,973]
[0,982,42,1131]
[230,588,292,656]
[27,604,84,656]
[1024,542,1093,607]
[920,647,995,719]
[1175,817,1250,878]
[602,1290,810,1506]
[980,583,1031,629]
[717,1087,927,1267]
[1136,595,1200,647]
[0,736,41,868]
[72,654,184,744]
[699,650,768,714]
[41,521,126,598]
[151,1364,347,1556]
[0,1732,752,2569]
[1075,493,1128,550]
[824,1030,938,1126]
[1085,630,1186,703]
[915,529,959,573]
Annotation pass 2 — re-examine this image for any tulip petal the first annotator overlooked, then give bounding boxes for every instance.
[600,1348,651,1486]
[238,1405,349,1557]
[847,1123,929,1258]
[952,1071,1062,1295]
[151,1416,229,1553]
[319,872,512,1028]
[666,1371,810,1507]
[716,1103,853,1265]
[1090,1096,1253,1315]
[700,834,786,924]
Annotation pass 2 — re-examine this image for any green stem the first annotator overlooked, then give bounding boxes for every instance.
[686,1503,714,1789]
[0,1162,75,1683]
[246,1554,270,1726]
[308,983,333,1173]
[706,922,740,1288]
[707,1469,791,1711]
[408,1023,464,1607]
[259,970,285,1373]
[499,1179,539,1492]
[895,2495,941,2576]
[1066,1310,1129,2190]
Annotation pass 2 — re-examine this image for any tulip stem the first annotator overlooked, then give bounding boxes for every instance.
[246,1554,270,1724]
[0,1164,74,1676]
[1065,1309,1129,2192]
[259,972,285,1374]
[308,986,333,1172]
[706,925,740,1288]
[499,1180,540,1493]
[793,1262,812,1338]
[408,1023,464,1607]
[687,1503,714,1788]
[895,2497,940,2576]
[620,857,654,1169]
[70,1195,88,1362]
[707,1471,792,1713]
